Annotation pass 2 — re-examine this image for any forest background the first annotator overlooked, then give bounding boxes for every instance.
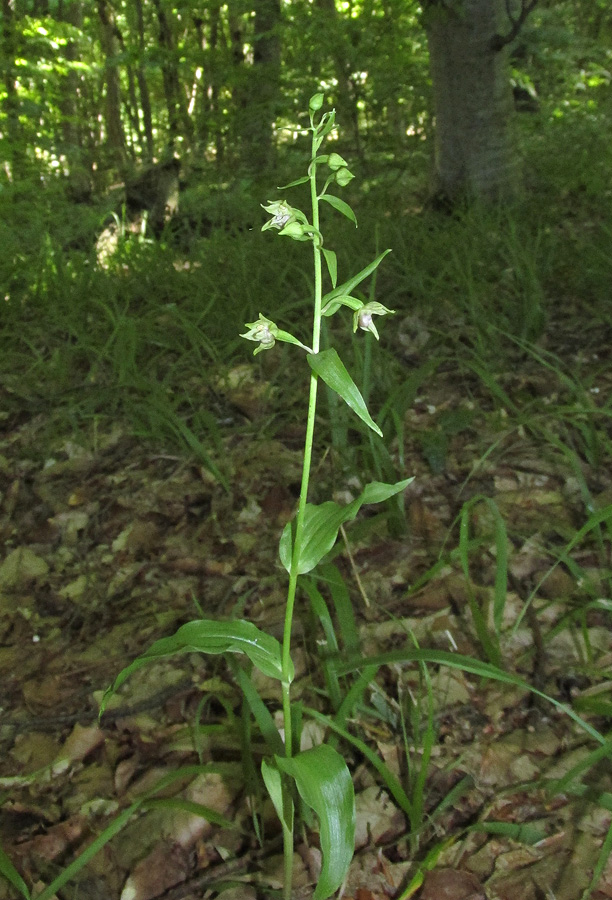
[1,0,612,898]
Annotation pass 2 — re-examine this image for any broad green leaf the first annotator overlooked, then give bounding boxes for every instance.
[280,501,349,574]
[360,480,413,504]
[320,193,357,226]
[308,348,381,436]
[321,250,391,309]
[0,845,30,899]
[101,620,291,714]
[276,746,355,900]
[322,248,337,288]
[304,708,413,818]
[279,478,411,574]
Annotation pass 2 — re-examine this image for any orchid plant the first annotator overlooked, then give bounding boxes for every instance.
[99,93,409,900]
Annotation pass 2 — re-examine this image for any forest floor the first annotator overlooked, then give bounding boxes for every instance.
[1,302,612,900]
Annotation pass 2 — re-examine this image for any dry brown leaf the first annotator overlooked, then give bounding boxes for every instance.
[420,867,485,900]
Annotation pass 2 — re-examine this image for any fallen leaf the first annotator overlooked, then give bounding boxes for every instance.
[419,868,485,900]
[0,548,49,587]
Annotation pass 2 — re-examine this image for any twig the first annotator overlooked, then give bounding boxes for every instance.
[340,523,371,608]
[490,0,538,51]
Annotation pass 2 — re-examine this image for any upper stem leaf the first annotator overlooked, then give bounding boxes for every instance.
[308,347,382,436]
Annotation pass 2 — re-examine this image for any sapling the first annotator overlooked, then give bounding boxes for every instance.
[99,94,410,900]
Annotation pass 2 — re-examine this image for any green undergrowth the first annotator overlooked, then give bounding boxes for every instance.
[1,121,612,900]
[1,101,611,475]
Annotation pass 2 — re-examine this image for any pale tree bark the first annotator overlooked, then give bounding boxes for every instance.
[424,0,519,204]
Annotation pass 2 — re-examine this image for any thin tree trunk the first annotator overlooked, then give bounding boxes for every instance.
[151,0,192,151]
[58,0,93,198]
[424,0,518,204]
[209,2,224,165]
[96,0,126,169]
[314,0,362,158]
[132,0,154,162]
[1,0,24,180]
[240,0,281,171]
[227,0,246,161]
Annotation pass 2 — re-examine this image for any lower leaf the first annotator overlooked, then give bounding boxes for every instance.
[276,745,355,900]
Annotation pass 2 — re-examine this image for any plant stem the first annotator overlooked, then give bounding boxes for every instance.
[280,113,325,900]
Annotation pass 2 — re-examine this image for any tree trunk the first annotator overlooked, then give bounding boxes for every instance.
[240,0,282,172]
[132,0,154,162]
[57,0,93,199]
[96,0,126,169]
[424,0,518,205]
[314,0,362,158]
[151,0,192,151]
[1,0,24,180]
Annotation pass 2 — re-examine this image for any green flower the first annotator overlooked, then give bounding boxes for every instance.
[240,314,278,355]
[241,313,313,356]
[353,301,395,340]
[261,200,297,232]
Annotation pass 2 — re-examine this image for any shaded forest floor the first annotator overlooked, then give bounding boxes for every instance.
[1,282,611,900]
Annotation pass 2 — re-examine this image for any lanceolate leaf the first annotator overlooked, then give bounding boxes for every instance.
[320,193,357,226]
[321,294,362,317]
[261,759,293,831]
[279,478,412,574]
[276,745,355,900]
[276,175,310,190]
[321,250,391,309]
[322,247,337,288]
[233,665,285,756]
[360,480,413,504]
[101,620,291,713]
[308,348,381,436]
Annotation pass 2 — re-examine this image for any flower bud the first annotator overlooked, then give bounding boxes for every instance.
[309,93,325,112]
[335,168,355,187]
[328,152,348,171]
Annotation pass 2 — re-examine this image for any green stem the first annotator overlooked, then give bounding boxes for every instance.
[280,113,324,900]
